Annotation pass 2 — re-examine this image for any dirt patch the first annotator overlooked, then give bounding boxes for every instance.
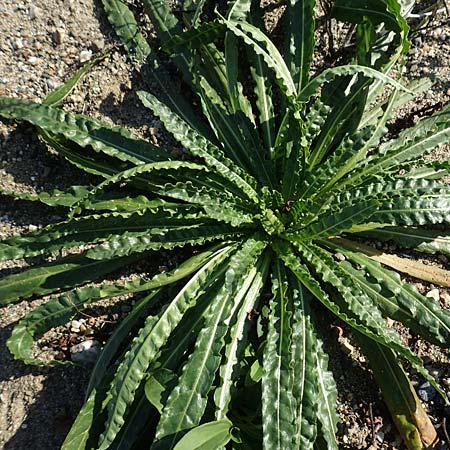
[0,1,450,449]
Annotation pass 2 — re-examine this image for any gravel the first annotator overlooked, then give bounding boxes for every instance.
[0,1,450,449]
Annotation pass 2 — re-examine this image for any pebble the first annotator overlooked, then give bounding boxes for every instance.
[54,28,66,45]
[28,224,38,232]
[376,431,384,443]
[79,49,92,63]
[70,340,101,365]
[92,39,105,52]
[69,319,82,332]
[46,78,59,90]
[28,5,39,20]
[13,38,24,50]
[417,381,437,402]
[426,289,440,302]
[441,291,450,307]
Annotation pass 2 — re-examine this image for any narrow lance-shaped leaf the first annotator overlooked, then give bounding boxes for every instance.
[215,252,270,419]
[154,237,267,448]
[341,103,450,188]
[287,0,316,91]
[0,97,168,165]
[298,65,412,105]
[274,240,447,402]
[295,241,448,400]
[314,333,339,450]
[219,15,297,100]
[43,52,109,107]
[262,260,295,450]
[137,90,262,204]
[323,238,450,345]
[288,274,319,450]
[331,237,450,287]
[88,244,237,395]
[101,0,150,64]
[357,226,450,256]
[0,252,140,305]
[97,245,235,450]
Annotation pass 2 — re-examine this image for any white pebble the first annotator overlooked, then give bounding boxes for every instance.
[426,289,440,302]
[28,5,40,19]
[79,50,92,63]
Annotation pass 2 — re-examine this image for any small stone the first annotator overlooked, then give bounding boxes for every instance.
[46,78,59,91]
[70,340,101,365]
[376,431,385,443]
[92,39,105,52]
[79,323,87,334]
[21,423,28,430]
[442,378,450,387]
[79,50,92,63]
[441,291,450,307]
[13,38,24,50]
[28,56,38,65]
[28,224,38,232]
[426,289,440,302]
[54,28,66,45]
[28,5,39,19]
[417,381,437,402]
[69,319,81,331]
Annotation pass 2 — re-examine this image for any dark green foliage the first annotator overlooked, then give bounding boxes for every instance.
[1,1,450,449]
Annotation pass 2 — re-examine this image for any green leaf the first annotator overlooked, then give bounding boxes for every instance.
[85,223,244,260]
[0,97,168,165]
[298,65,412,105]
[357,226,450,255]
[287,0,316,91]
[61,386,110,450]
[173,420,234,450]
[332,0,406,33]
[292,200,379,237]
[293,241,447,401]
[262,261,295,450]
[219,16,297,99]
[164,21,225,54]
[343,103,450,187]
[323,243,450,346]
[314,335,339,450]
[145,369,177,414]
[137,90,261,204]
[97,245,234,449]
[43,53,109,107]
[373,195,450,226]
[288,274,319,450]
[0,185,91,208]
[215,253,270,419]
[101,0,150,64]
[0,253,139,305]
[0,206,212,262]
[154,237,267,447]
[87,244,233,394]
